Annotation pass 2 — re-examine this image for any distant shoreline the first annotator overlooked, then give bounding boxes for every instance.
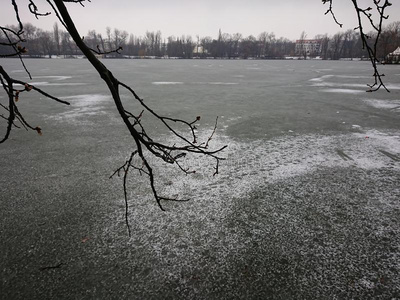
[2,55,370,61]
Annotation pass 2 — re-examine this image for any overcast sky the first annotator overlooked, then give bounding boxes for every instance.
[3,0,400,40]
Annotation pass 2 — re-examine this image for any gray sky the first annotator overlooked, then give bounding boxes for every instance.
[3,0,400,40]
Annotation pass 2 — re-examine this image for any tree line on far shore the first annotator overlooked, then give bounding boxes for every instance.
[1,22,399,60]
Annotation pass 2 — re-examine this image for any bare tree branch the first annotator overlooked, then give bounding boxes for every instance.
[0,65,70,143]
[350,0,391,92]
[322,0,343,28]
[47,0,225,235]
[324,0,391,92]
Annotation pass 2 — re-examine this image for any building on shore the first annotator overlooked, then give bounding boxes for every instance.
[295,39,322,57]
[385,47,400,64]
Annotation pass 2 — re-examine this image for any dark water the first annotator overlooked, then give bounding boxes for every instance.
[1,58,399,299]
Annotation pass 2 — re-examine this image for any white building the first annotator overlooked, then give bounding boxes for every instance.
[385,46,400,64]
[295,39,322,57]
[193,45,206,55]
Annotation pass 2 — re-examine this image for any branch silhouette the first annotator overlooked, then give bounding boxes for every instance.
[1,0,225,237]
[323,0,391,92]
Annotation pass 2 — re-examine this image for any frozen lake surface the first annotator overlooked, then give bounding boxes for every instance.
[1,59,399,299]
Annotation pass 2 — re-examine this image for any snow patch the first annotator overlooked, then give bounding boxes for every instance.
[363,99,400,110]
[28,82,86,86]
[45,94,110,123]
[152,82,184,85]
[207,82,238,85]
[311,82,369,88]
[309,75,334,82]
[144,129,400,204]
[31,75,72,81]
[321,88,365,94]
